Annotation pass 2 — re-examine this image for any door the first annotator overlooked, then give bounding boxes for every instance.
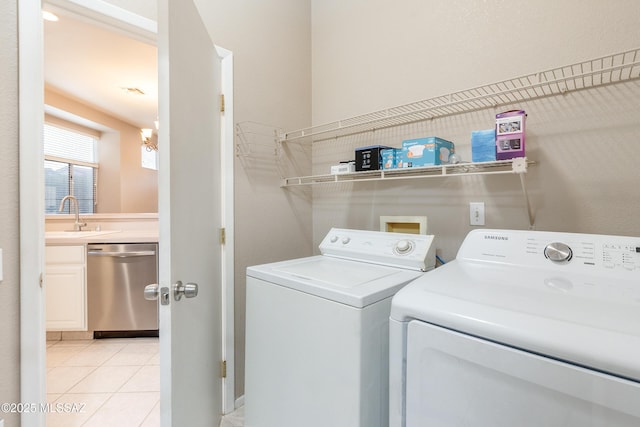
[405,321,640,426]
[157,0,223,425]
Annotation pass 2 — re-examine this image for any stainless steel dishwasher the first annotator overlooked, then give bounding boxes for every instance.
[87,243,158,338]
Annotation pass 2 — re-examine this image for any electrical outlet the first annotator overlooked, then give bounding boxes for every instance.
[470,202,485,226]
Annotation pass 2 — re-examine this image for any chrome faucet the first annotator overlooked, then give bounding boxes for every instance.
[58,195,88,231]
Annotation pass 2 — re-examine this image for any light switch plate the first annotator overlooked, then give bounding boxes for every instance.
[470,202,485,226]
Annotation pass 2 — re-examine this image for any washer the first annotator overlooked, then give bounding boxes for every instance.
[245,228,435,427]
[390,229,640,427]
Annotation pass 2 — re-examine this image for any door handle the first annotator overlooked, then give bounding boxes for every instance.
[144,284,159,300]
[88,250,156,257]
[173,280,198,301]
[144,284,170,305]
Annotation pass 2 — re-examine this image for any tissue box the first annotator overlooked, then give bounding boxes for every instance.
[471,129,496,162]
[496,110,526,160]
[400,137,455,168]
[355,145,392,171]
[381,148,400,170]
[330,162,355,174]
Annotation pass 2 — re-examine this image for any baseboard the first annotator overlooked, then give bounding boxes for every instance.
[235,395,244,409]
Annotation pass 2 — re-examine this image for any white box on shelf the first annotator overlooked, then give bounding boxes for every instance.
[330,162,355,174]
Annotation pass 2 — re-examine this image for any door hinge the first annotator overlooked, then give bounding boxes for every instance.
[220,93,225,113]
[220,227,226,245]
[220,360,227,378]
[39,273,43,288]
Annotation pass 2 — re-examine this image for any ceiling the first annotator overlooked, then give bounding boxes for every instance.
[44,11,158,130]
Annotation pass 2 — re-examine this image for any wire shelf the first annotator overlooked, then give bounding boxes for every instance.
[281,48,640,142]
[281,158,532,187]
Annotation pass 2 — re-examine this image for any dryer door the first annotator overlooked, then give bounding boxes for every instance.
[405,321,640,427]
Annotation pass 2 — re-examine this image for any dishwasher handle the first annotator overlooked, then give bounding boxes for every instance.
[87,250,156,258]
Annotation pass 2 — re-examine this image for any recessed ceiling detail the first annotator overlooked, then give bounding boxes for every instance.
[44,12,158,129]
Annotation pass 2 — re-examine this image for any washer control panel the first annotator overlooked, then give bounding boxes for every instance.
[320,228,436,271]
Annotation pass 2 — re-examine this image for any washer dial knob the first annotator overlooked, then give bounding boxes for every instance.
[395,239,414,255]
[544,242,573,263]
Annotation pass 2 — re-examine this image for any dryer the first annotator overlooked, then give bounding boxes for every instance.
[390,229,640,427]
[245,228,435,427]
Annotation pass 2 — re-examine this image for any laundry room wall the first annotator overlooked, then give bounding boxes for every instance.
[310,0,640,260]
[0,0,20,424]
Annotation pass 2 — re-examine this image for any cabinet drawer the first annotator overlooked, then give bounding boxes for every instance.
[45,245,85,264]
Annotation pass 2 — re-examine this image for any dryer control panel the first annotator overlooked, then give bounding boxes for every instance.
[458,229,640,275]
[320,228,436,271]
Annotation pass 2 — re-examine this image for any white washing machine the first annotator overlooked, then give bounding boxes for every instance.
[245,228,436,427]
[390,229,640,427]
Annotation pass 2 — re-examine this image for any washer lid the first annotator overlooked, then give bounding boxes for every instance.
[391,229,640,382]
[247,255,423,308]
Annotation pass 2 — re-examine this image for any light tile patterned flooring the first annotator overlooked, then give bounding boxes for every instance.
[46,338,244,427]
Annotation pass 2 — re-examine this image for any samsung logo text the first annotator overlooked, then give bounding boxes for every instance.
[484,235,508,241]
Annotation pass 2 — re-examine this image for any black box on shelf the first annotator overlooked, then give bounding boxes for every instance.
[355,145,392,171]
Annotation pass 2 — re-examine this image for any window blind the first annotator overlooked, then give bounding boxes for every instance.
[44,123,97,163]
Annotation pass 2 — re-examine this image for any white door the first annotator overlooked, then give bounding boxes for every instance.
[157,0,223,425]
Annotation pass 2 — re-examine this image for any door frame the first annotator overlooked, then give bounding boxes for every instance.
[18,0,236,422]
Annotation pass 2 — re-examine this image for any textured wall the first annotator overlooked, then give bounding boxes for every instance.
[311,0,640,259]
[0,0,22,424]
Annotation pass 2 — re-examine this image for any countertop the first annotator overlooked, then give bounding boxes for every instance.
[45,229,159,245]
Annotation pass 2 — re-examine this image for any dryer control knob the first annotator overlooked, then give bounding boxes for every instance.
[330,235,339,243]
[342,237,351,244]
[544,242,573,263]
[395,239,413,254]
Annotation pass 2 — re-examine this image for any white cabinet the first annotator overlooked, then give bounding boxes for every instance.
[45,245,87,331]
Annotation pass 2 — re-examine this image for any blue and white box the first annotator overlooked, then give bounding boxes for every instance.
[471,129,496,162]
[400,137,455,168]
[381,148,400,169]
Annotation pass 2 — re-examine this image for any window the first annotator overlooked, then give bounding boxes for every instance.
[44,123,98,214]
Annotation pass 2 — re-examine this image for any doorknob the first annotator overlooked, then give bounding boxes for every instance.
[173,280,198,301]
[144,284,170,305]
[144,284,159,300]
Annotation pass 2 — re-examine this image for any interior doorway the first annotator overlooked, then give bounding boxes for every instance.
[19,1,236,424]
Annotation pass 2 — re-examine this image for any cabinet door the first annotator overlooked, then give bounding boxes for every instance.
[45,264,86,331]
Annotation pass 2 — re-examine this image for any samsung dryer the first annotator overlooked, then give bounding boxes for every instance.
[390,229,640,427]
[245,228,435,427]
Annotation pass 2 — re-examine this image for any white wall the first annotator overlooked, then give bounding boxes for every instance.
[311,0,640,259]
[0,0,21,424]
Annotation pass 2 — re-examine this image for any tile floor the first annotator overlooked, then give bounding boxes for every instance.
[46,337,244,427]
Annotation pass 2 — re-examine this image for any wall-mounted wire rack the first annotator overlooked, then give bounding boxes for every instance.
[280,47,640,143]
[281,157,536,227]
[281,157,531,186]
